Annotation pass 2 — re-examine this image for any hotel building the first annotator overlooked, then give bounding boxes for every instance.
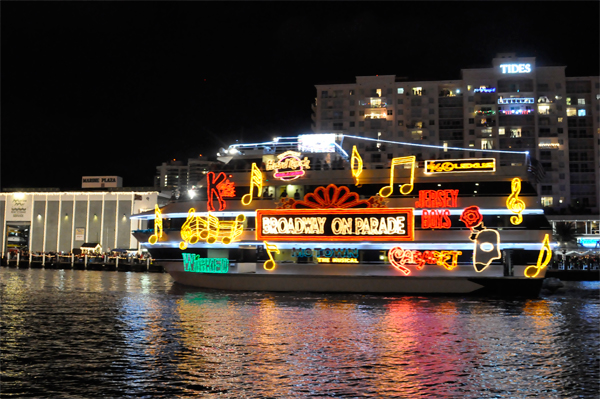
[311,53,599,219]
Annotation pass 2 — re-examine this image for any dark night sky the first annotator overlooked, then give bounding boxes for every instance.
[2,2,599,190]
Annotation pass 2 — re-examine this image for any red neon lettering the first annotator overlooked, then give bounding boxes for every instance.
[388,247,462,275]
[207,172,235,212]
[421,209,451,229]
[415,190,459,208]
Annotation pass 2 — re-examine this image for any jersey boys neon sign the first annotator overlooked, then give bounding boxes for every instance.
[415,189,459,230]
[256,208,414,242]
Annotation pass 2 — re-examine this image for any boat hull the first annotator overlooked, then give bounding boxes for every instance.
[163,262,544,297]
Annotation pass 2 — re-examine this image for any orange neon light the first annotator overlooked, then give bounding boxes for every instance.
[293,184,372,209]
[351,145,363,187]
[525,234,552,278]
[263,241,280,271]
[379,156,416,197]
[388,247,462,275]
[459,206,483,229]
[148,205,163,245]
[207,172,235,212]
[179,209,245,249]
[241,163,263,206]
[256,208,415,242]
[507,177,526,225]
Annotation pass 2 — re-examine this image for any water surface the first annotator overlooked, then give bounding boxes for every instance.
[1,268,598,398]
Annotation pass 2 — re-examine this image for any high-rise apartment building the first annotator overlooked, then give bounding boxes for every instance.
[155,156,221,192]
[311,53,599,214]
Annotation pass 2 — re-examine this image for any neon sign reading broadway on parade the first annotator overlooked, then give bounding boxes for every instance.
[256,208,414,242]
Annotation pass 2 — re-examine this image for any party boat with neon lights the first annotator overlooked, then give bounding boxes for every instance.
[132,134,554,296]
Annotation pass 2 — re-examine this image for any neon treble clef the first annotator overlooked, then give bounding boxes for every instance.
[507,177,526,225]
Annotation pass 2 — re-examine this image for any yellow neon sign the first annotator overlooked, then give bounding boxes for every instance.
[506,177,526,225]
[241,163,263,205]
[525,234,552,278]
[263,241,279,271]
[425,158,496,174]
[351,145,363,187]
[379,156,416,197]
[148,205,163,244]
[179,209,245,250]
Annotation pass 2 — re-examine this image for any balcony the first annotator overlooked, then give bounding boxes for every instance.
[359,97,387,107]
[476,120,496,127]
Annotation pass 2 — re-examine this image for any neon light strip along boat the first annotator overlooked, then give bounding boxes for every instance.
[132,134,553,296]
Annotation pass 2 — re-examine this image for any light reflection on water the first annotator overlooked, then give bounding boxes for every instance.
[1,268,598,398]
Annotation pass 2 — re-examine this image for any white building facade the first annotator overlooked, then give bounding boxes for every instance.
[311,53,599,214]
[1,190,158,254]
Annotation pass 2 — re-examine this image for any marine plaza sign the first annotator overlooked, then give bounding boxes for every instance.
[82,176,123,188]
[256,208,414,242]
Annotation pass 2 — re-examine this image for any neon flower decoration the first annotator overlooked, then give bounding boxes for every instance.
[506,177,525,225]
[148,204,163,245]
[179,209,245,249]
[207,172,235,212]
[241,163,263,206]
[460,206,500,272]
[351,145,363,187]
[388,247,462,276]
[459,206,483,229]
[525,234,552,278]
[293,184,371,209]
[263,241,280,271]
[266,150,310,181]
[379,156,416,197]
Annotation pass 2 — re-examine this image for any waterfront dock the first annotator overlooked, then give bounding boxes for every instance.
[1,253,165,273]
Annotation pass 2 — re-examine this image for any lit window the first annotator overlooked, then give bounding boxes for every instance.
[541,196,553,207]
[481,139,494,150]
[412,87,423,96]
[577,98,585,105]
[411,130,423,139]
[558,117,563,123]
[499,127,505,135]
[467,85,472,91]
[510,128,521,138]
[577,109,586,116]
[482,128,492,135]
[376,89,382,97]
[538,105,550,115]
[566,108,577,116]
[468,141,475,147]
[566,97,571,105]
[397,88,404,94]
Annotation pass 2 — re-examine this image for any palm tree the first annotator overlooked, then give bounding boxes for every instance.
[553,222,578,249]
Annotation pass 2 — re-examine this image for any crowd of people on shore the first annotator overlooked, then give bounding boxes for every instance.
[4,249,152,264]
[551,254,599,270]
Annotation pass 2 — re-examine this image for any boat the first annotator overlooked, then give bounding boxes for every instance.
[132,134,554,296]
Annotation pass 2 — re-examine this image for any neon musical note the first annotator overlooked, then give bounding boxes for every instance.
[507,177,526,225]
[525,234,552,278]
[219,214,246,244]
[148,204,163,244]
[179,208,202,250]
[241,163,263,205]
[263,241,280,271]
[351,145,363,187]
[180,209,246,249]
[198,213,219,244]
[379,156,416,197]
